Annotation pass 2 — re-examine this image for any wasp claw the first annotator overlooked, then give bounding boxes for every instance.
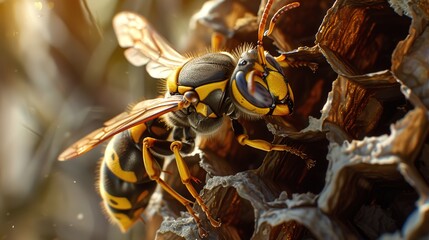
[197,225,209,238]
[263,29,270,37]
[210,218,222,228]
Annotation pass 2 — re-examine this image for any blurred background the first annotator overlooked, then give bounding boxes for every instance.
[0,0,205,239]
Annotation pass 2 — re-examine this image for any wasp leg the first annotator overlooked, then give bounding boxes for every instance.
[275,54,318,72]
[170,141,222,228]
[211,32,225,52]
[142,138,209,237]
[232,120,315,169]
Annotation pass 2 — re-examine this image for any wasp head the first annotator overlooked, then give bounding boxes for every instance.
[229,1,299,118]
[230,48,294,117]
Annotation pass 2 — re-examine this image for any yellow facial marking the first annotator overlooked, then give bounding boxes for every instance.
[272,104,291,115]
[105,140,138,183]
[266,71,287,100]
[253,62,265,73]
[262,58,289,100]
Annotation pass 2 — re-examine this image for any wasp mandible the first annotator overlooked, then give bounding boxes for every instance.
[58,0,307,237]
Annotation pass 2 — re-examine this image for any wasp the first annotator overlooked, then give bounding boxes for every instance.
[58,0,308,237]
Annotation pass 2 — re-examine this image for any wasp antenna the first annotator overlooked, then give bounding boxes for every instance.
[264,2,300,37]
[257,0,274,65]
[258,0,273,44]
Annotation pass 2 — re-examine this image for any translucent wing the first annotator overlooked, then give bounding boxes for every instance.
[113,12,189,79]
[58,95,184,161]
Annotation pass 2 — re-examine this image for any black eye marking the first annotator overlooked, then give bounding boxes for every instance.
[239,59,247,66]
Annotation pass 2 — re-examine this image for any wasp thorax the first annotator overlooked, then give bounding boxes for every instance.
[230,49,294,117]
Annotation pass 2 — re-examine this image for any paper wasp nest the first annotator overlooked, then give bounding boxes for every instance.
[145,0,429,239]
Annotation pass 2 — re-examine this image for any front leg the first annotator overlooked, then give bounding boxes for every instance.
[232,120,315,169]
[275,54,318,72]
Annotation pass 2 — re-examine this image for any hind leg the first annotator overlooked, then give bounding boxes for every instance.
[142,137,220,237]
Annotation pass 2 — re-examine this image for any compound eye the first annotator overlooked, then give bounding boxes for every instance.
[235,71,273,108]
[238,59,247,66]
